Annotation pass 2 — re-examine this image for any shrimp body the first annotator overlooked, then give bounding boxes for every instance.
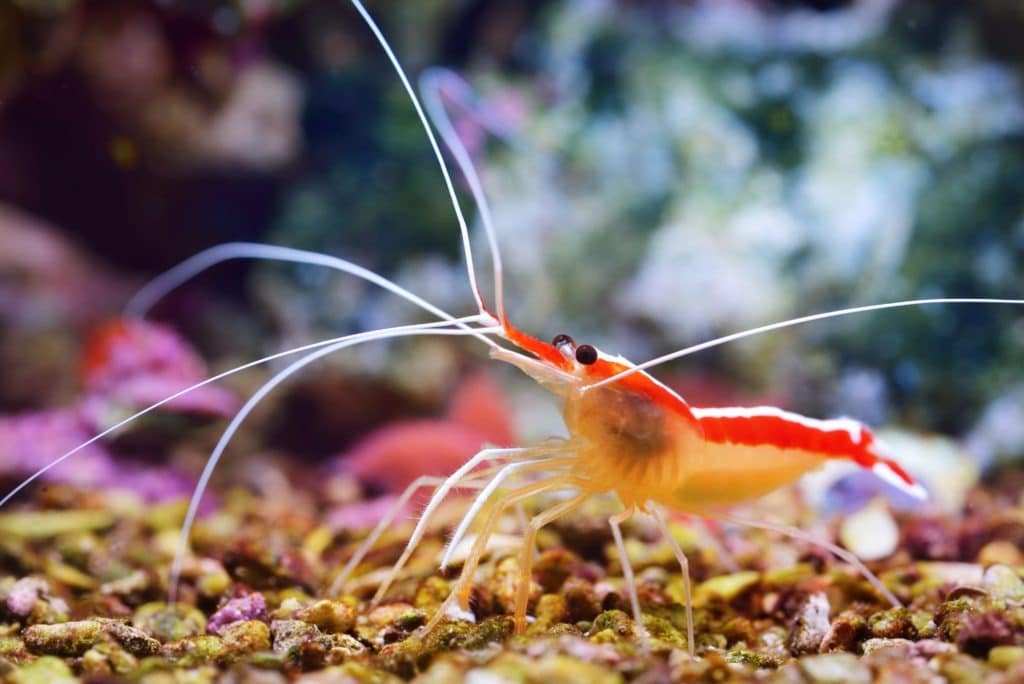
[496,325,926,512]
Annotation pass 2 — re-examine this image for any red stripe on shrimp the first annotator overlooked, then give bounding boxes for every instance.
[691,406,926,498]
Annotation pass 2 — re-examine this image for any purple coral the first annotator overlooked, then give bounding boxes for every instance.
[80,318,238,417]
[4,577,47,616]
[0,408,116,485]
[207,592,267,635]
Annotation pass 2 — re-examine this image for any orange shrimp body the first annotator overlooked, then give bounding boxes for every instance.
[498,323,925,512]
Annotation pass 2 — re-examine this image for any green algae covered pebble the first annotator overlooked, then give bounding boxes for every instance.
[134,603,208,641]
[23,620,104,656]
[220,620,271,655]
[869,608,918,640]
[161,635,228,667]
[0,510,114,539]
[80,641,139,678]
[989,645,1024,669]
[532,593,569,631]
[590,610,635,640]
[294,599,357,633]
[726,648,781,669]
[694,571,760,605]
[9,656,77,684]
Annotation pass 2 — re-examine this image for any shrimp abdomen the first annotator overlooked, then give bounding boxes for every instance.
[665,407,926,509]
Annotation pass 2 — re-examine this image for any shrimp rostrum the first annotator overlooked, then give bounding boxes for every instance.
[7,0,1024,664]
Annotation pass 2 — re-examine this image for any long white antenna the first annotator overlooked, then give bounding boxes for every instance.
[167,317,499,601]
[588,298,1024,391]
[349,0,494,323]
[420,67,507,323]
[124,242,500,350]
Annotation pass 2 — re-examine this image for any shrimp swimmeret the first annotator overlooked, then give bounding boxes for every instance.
[5,0,1024,662]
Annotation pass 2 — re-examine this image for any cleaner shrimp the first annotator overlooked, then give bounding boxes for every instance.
[4,0,1024,663]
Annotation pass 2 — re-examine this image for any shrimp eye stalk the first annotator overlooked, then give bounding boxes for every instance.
[552,333,575,348]
[575,344,598,365]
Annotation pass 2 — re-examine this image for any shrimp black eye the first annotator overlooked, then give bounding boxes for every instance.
[575,344,598,365]
[552,333,575,348]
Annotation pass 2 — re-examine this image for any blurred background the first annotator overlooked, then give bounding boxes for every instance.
[2,0,1024,500]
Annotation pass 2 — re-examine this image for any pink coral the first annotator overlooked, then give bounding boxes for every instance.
[0,408,116,486]
[0,318,236,496]
[337,371,513,494]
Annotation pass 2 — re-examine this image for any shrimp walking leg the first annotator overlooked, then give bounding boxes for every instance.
[711,512,900,607]
[371,448,564,605]
[329,467,507,597]
[424,478,574,631]
[441,454,576,568]
[450,477,575,609]
[651,506,695,656]
[608,508,650,640]
[512,492,589,633]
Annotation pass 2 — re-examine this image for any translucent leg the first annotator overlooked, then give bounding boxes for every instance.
[512,492,589,633]
[441,456,576,568]
[711,511,901,607]
[451,478,572,610]
[424,478,572,631]
[370,446,534,605]
[327,468,502,597]
[608,508,650,639]
[651,506,694,656]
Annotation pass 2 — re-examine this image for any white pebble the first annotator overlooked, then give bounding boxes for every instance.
[839,498,898,561]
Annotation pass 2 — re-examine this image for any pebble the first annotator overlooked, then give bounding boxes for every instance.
[693,571,760,605]
[839,499,898,561]
[3,578,47,617]
[23,619,159,657]
[982,564,1024,600]
[133,602,208,641]
[977,540,1024,567]
[787,592,831,655]
[207,592,267,635]
[799,653,871,684]
[8,655,77,684]
[989,645,1024,669]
